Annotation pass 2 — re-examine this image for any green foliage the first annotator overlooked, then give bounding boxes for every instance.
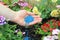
[1,0,60,40]
[2,0,12,5]
[58,33,60,40]
[24,7,31,12]
[34,0,57,18]
[0,23,23,40]
[9,4,20,11]
[11,0,19,4]
[57,0,60,5]
[35,28,51,35]
[2,0,19,5]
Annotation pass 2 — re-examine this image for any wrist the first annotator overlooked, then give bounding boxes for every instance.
[10,12,19,23]
[9,12,17,21]
[0,4,17,21]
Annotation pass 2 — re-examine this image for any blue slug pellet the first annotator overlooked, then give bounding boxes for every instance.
[24,15,34,24]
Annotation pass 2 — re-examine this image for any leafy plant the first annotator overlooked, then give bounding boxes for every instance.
[0,23,23,40]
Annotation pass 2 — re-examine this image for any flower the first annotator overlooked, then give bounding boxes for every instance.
[50,10,59,17]
[18,2,28,7]
[22,32,25,35]
[41,19,59,32]
[32,6,41,16]
[52,0,57,3]
[43,36,54,40]
[52,29,60,35]
[50,28,55,32]
[52,20,57,27]
[56,5,60,9]
[57,21,60,26]
[41,25,48,32]
[0,16,6,25]
[52,29,60,40]
[41,23,50,32]
[15,30,19,33]
[43,23,50,28]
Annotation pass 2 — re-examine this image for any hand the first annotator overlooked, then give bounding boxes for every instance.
[0,2,42,26]
[0,2,8,7]
[13,10,42,26]
[0,2,5,4]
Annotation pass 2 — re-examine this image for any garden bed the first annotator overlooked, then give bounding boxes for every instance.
[0,0,60,40]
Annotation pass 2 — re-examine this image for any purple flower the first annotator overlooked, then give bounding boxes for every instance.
[0,16,6,25]
[18,2,28,7]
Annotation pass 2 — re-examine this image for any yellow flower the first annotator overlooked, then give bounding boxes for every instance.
[50,10,59,17]
[52,0,57,3]
[32,6,41,16]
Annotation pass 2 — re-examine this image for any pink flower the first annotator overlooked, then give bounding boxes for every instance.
[18,2,28,7]
[56,5,60,8]
[52,29,60,35]
[43,36,54,40]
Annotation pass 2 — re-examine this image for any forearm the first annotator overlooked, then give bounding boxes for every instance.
[0,4,16,21]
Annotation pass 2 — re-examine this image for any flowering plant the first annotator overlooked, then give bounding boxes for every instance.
[0,0,60,40]
[35,19,60,33]
[0,16,23,40]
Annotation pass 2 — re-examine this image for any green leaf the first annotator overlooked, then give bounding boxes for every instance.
[24,7,31,11]
[9,4,20,11]
[2,0,11,5]
[58,33,60,40]
[57,0,60,5]
[12,0,19,4]
[0,32,3,37]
